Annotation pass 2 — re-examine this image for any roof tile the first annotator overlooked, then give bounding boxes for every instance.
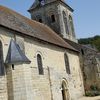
[0,5,77,52]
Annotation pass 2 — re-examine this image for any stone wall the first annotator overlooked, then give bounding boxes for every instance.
[0,26,84,100]
[30,3,61,35]
[82,45,100,91]
[6,65,27,100]
[0,76,8,100]
[29,1,77,42]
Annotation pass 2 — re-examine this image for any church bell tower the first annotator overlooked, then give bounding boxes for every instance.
[28,0,77,42]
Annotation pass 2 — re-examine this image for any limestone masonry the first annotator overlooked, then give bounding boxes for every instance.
[0,0,100,100]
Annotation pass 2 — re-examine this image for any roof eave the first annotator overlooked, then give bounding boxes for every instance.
[0,25,78,53]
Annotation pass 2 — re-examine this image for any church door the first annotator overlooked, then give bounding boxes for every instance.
[62,80,70,100]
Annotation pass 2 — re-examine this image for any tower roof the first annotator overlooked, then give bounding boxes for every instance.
[28,0,73,12]
[0,5,77,52]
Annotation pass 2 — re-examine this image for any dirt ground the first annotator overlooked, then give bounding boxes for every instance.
[78,96,100,100]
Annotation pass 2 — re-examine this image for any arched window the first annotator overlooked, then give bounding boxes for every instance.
[37,54,44,75]
[64,53,70,74]
[69,15,75,37]
[0,41,4,75]
[62,79,70,100]
[62,11,69,34]
[51,14,55,23]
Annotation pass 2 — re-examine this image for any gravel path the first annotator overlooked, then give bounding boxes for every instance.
[78,96,100,100]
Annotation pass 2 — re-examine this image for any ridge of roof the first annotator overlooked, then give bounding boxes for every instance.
[28,0,73,12]
[0,5,77,52]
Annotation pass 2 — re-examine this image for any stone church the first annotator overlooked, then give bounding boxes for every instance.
[0,0,86,100]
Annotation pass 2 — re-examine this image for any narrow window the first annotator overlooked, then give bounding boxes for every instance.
[64,53,70,74]
[51,15,55,23]
[37,54,44,75]
[81,49,84,55]
[0,41,4,75]
[63,11,69,34]
[69,15,75,37]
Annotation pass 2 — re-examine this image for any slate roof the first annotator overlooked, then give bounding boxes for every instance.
[0,5,77,52]
[64,39,82,52]
[65,39,99,53]
[5,39,31,64]
[28,0,73,12]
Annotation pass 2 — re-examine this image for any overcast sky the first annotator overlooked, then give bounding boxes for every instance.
[0,0,100,39]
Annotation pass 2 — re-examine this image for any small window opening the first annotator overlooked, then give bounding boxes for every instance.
[81,49,84,55]
[37,54,44,75]
[69,15,75,37]
[64,53,70,74]
[51,15,55,23]
[0,41,4,75]
[62,11,69,34]
[39,19,42,23]
[12,64,14,70]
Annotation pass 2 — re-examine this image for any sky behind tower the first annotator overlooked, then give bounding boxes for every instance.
[0,0,100,39]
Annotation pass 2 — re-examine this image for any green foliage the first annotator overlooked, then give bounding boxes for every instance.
[85,91,100,97]
[85,85,100,97]
[78,35,100,51]
[90,85,98,91]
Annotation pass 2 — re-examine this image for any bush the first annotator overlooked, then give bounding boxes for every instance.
[85,85,100,97]
[85,91,100,97]
[90,85,98,91]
